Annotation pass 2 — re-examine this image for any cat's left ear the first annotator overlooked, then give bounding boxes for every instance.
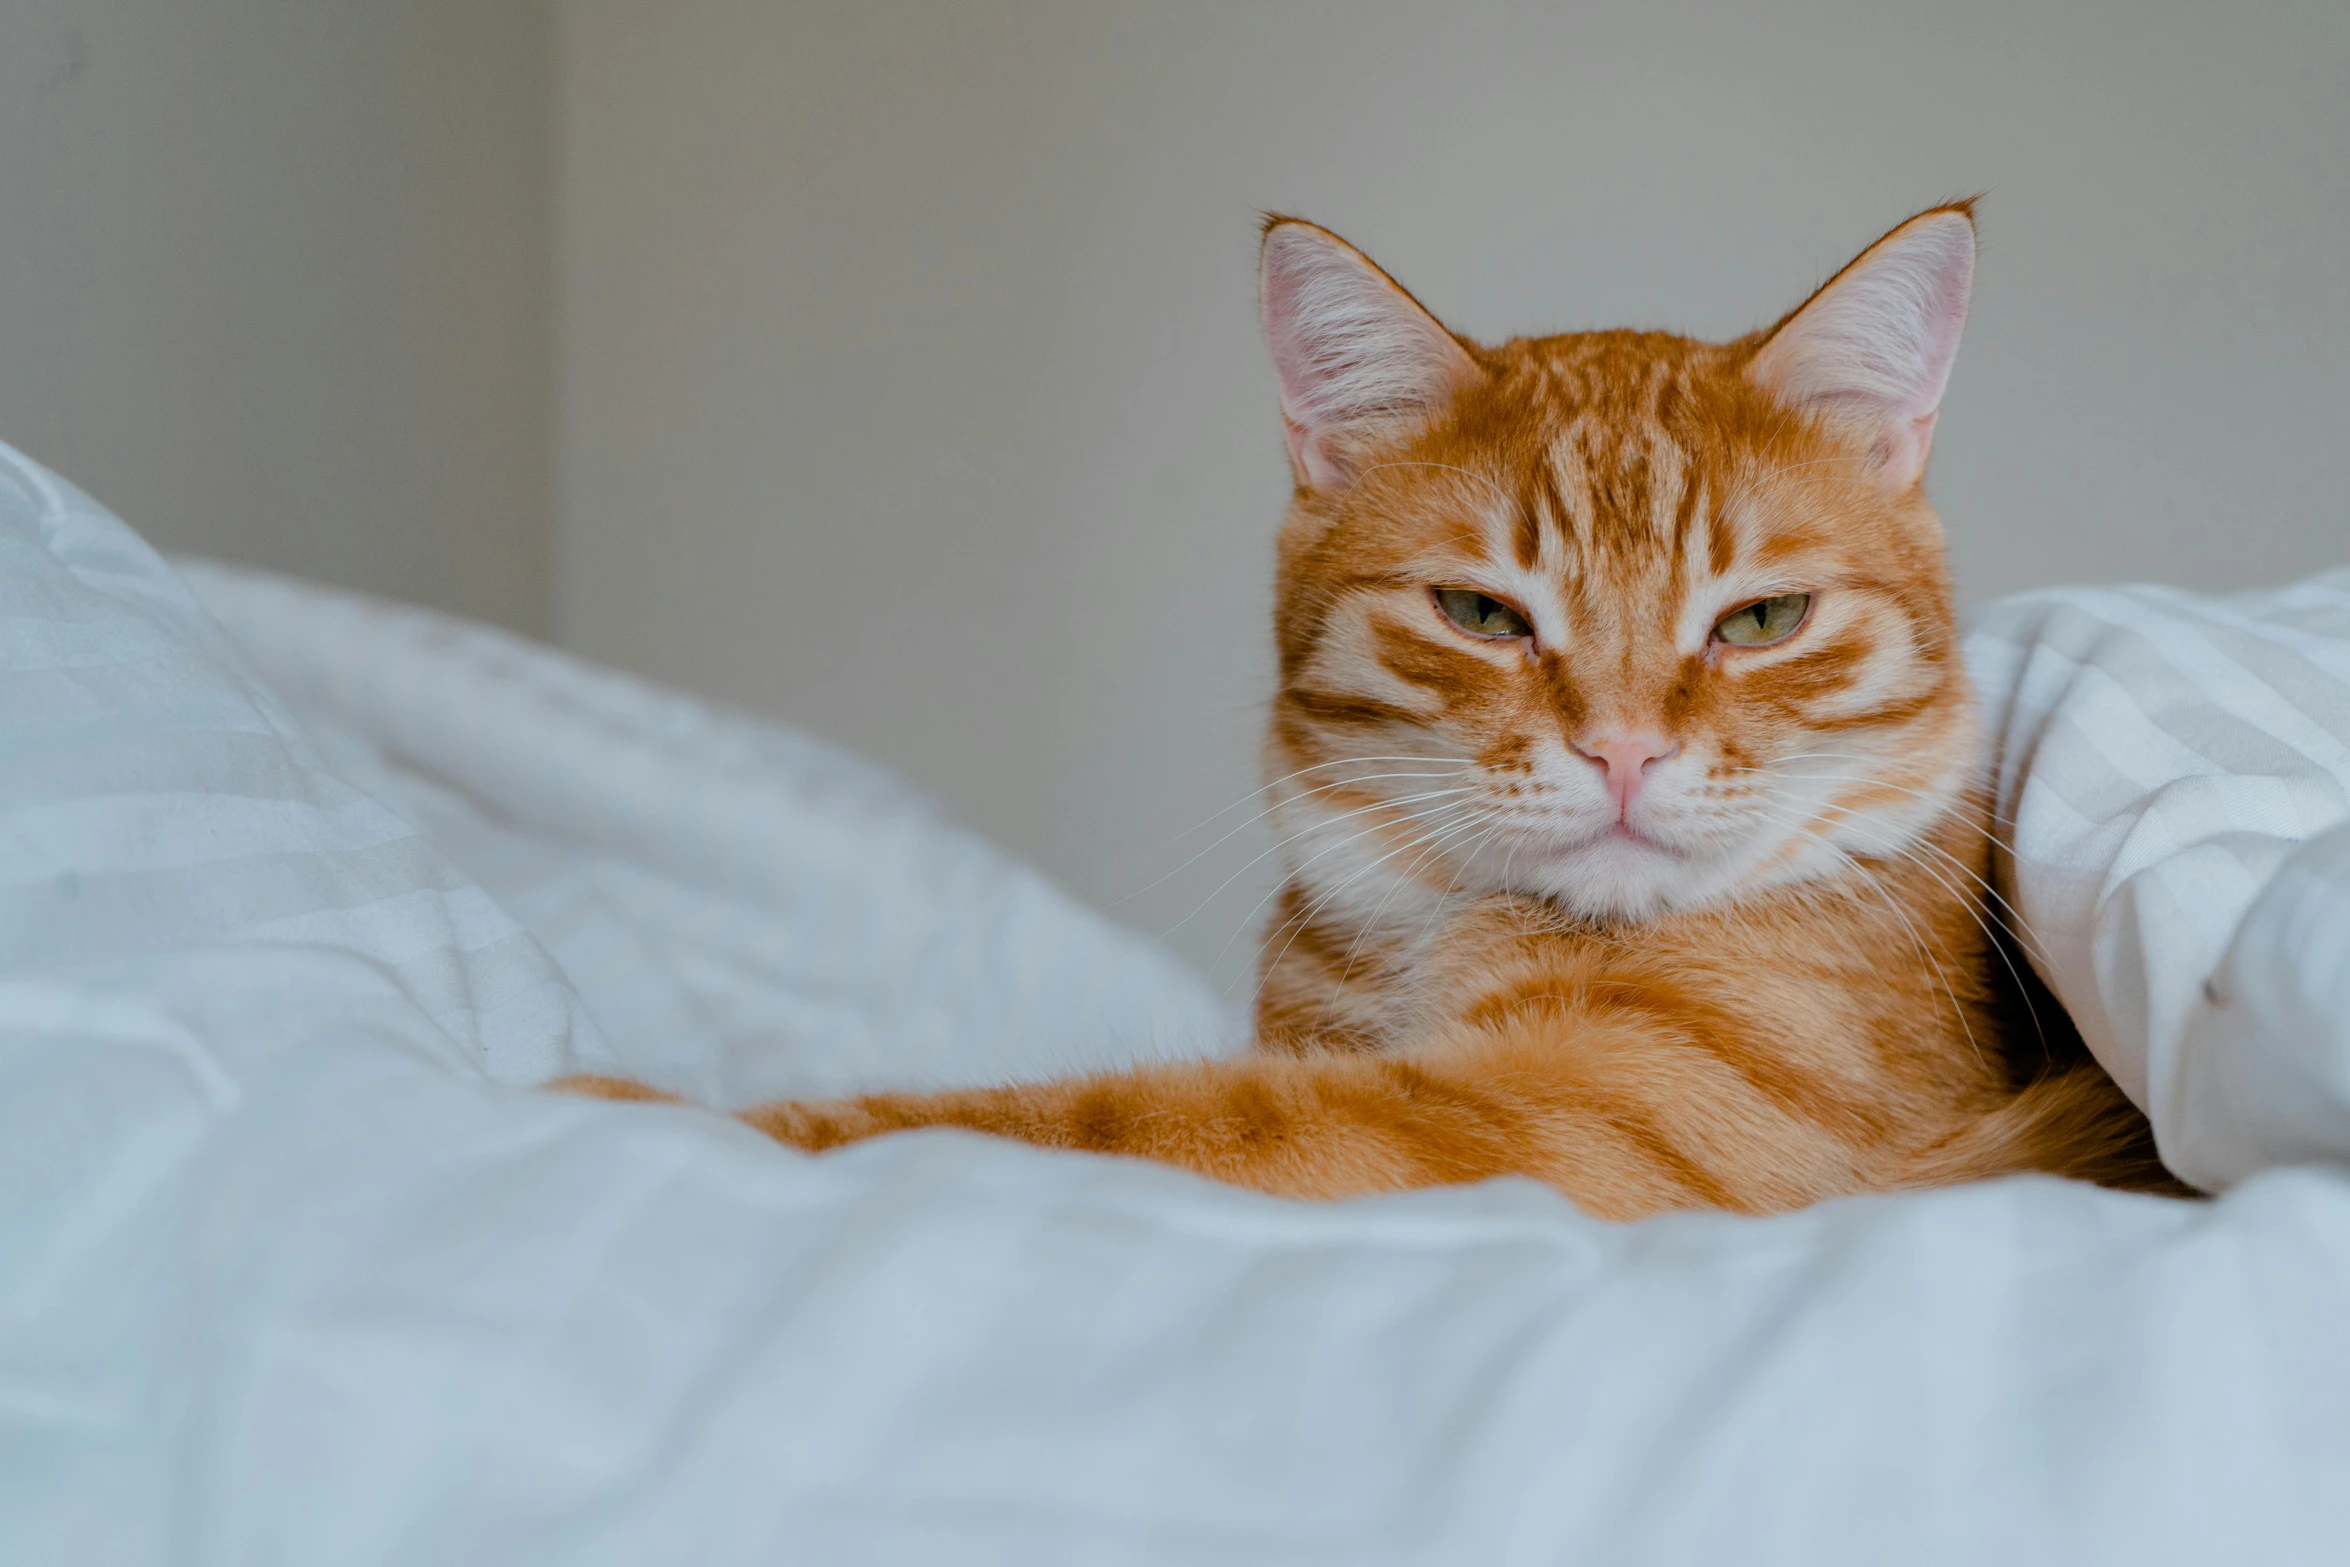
[1749,204,1976,490]
[1259,217,1483,492]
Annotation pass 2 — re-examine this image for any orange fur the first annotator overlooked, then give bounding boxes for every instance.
[553,206,2183,1218]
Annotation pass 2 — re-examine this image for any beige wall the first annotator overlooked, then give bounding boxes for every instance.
[12,4,2343,981]
[555,0,2348,977]
[0,1,553,632]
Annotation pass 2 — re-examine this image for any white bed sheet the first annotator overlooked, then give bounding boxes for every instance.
[5,439,2350,1564]
[167,559,1233,1105]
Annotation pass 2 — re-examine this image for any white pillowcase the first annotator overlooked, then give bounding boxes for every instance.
[1970,576,2350,1188]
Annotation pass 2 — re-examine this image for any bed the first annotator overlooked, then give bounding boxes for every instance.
[5,438,2349,1563]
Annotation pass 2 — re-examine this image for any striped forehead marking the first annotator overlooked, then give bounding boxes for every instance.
[1514,460,1568,570]
[1519,420,1727,639]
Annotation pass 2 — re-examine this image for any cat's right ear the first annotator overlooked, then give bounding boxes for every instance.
[1258,218,1482,492]
[1748,204,1977,492]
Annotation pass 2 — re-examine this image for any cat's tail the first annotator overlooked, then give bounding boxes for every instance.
[1893,1064,2198,1198]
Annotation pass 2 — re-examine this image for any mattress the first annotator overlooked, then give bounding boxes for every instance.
[5,438,2350,1563]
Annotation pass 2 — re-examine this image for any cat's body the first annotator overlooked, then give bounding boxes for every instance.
[561,204,2181,1217]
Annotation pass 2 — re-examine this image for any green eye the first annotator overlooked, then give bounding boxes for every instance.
[1435,588,1532,640]
[1713,593,1811,647]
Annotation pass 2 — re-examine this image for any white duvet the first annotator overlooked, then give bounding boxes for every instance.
[5,438,2350,1564]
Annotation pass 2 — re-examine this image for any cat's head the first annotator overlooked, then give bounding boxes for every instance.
[1258,205,1981,927]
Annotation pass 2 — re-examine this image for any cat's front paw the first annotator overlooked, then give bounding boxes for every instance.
[547,1074,873,1156]
[738,1097,874,1152]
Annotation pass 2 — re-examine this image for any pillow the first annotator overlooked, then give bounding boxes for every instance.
[1970,576,2350,1188]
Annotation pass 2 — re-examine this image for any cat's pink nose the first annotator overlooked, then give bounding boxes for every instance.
[1572,732,1681,817]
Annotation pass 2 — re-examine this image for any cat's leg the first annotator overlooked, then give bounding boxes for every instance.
[553,1022,1747,1218]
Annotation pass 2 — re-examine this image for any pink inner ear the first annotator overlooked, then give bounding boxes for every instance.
[1750,210,1976,489]
[1280,414,1315,484]
[1882,409,1941,482]
[1258,222,1478,491]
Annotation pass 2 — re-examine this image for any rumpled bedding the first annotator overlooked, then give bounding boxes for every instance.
[4,437,2350,1564]
[1973,579,2350,1188]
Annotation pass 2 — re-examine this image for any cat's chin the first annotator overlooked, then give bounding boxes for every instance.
[1502,827,1732,925]
[1512,819,1881,926]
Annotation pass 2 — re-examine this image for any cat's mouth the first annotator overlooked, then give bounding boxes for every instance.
[1516,817,1682,858]
[1587,822,1682,857]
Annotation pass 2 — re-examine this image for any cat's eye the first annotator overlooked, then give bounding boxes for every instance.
[1713,593,1812,647]
[1435,588,1532,640]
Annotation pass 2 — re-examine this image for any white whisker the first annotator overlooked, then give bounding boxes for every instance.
[1232,803,1498,1001]
[1137,754,1474,853]
[1203,796,1489,983]
[1160,785,1482,938]
[1745,797,1989,1070]
[1760,797,2053,1058]
[1108,766,1478,909]
[1312,810,1501,1025]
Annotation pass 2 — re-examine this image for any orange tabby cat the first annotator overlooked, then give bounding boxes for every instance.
[561,204,2180,1219]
